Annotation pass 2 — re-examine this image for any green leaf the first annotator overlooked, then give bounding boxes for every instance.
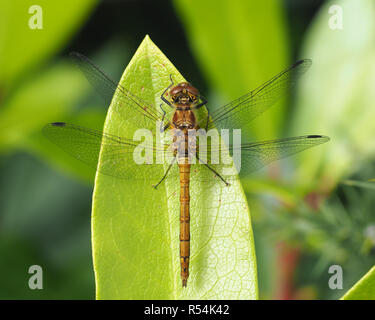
[92,36,258,299]
[0,59,105,183]
[173,0,289,140]
[342,265,375,300]
[341,180,375,190]
[0,0,97,94]
[0,62,90,151]
[291,0,375,192]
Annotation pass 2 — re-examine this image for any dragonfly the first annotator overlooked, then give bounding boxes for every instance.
[43,52,329,287]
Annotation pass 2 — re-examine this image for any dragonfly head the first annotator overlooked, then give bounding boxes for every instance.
[170,82,199,105]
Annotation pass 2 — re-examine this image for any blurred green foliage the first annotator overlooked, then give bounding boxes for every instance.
[0,152,94,299]
[0,0,102,182]
[260,178,375,299]
[292,0,375,193]
[0,0,97,95]
[0,0,374,300]
[0,0,99,299]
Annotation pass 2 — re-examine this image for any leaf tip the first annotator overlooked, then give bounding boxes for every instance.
[142,34,153,44]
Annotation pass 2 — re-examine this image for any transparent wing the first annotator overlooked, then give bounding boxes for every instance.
[199,59,312,131]
[43,122,177,182]
[70,52,168,132]
[195,135,329,180]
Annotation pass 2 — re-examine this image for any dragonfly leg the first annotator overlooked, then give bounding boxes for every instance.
[160,74,175,107]
[196,156,230,186]
[153,156,176,189]
[159,104,170,133]
[194,95,207,110]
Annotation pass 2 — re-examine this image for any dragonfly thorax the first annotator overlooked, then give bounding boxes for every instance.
[172,109,197,130]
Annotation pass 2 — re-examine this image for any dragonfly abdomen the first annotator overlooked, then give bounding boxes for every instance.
[179,160,190,287]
